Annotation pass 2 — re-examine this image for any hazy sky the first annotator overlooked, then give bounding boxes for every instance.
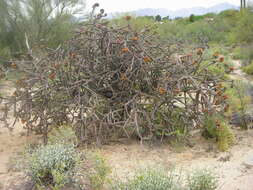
[86,0,240,12]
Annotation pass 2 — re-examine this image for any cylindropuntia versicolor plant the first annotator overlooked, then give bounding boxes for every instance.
[0,4,231,144]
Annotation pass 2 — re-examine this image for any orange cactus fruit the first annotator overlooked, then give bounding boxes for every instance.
[222,95,229,100]
[215,120,221,126]
[202,108,208,113]
[192,60,198,65]
[219,56,224,62]
[143,56,152,63]
[54,64,61,69]
[125,16,132,21]
[11,63,17,69]
[158,87,166,95]
[131,37,139,41]
[122,47,130,53]
[213,52,219,58]
[196,48,203,55]
[49,72,56,80]
[120,73,127,81]
[229,67,235,72]
[224,105,230,112]
[69,52,76,59]
[13,91,18,97]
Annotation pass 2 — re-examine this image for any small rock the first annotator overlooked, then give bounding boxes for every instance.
[218,152,232,162]
[243,155,253,169]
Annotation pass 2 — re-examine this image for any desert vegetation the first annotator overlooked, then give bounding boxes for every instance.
[0,1,253,190]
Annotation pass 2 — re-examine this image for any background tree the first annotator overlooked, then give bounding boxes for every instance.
[155,14,162,22]
[241,0,247,9]
[0,0,85,59]
[162,16,170,21]
[189,14,195,22]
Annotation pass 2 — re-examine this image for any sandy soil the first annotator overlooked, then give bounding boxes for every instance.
[0,61,253,190]
[0,81,38,190]
[100,129,253,190]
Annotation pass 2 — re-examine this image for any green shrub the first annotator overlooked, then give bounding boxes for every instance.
[217,124,235,151]
[242,61,253,75]
[232,47,245,60]
[86,152,111,190]
[203,114,234,151]
[187,169,218,190]
[113,168,181,190]
[24,143,80,189]
[226,80,253,130]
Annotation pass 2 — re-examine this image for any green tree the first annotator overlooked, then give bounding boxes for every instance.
[162,16,170,21]
[189,14,195,22]
[155,14,162,22]
[241,0,246,9]
[0,0,85,57]
[231,9,253,43]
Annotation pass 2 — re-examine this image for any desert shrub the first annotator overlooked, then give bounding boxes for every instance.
[216,123,235,151]
[0,46,11,60]
[226,80,253,129]
[184,21,214,43]
[23,143,80,189]
[242,61,253,75]
[187,169,218,190]
[230,9,253,44]
[113,168,219,190]
[1,5,231,145]
[15,144,111,190]
[203,114,234,151]
[112,168,181,190]
[234,44,253,66]
[232,47,245,60]
[84,152,111,190]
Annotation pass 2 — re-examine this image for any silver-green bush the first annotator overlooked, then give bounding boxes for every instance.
[113,168,182,190]
[25,143,80,188]
[187,169,218,190]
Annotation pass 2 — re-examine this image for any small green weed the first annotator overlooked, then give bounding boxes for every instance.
[112,168,182,190]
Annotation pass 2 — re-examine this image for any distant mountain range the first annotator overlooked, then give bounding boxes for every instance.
[109,3,238,18]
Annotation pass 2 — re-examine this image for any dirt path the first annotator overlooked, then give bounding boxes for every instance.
[0,81,37,189]
[100,129,253,190]
[230,60,253,84]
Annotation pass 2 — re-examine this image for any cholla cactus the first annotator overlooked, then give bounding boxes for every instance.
[1,5,230,144]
